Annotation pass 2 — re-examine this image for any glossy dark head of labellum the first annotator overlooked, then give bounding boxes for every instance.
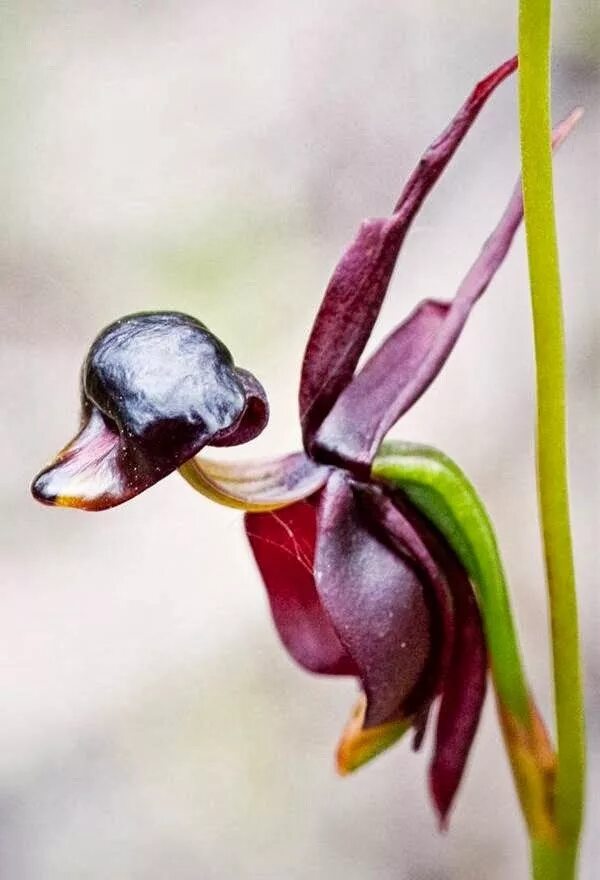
[31,312,268,510]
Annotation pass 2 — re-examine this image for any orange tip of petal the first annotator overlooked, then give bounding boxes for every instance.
[336,695,411,775]
[498,696,558,844]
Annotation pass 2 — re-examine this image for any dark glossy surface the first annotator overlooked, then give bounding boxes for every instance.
[32,312,268,509]
[84,312,247,459]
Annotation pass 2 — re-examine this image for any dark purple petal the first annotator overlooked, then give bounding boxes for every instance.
[428,535,487,825]
[245,497,358,675]
[299,57,517,448]
[360,488,454,716]
[313,107,582,472]
[392,498,487,824]
[32,312,269,510]
[210,368,269,447]
[180,452,330,512]
[315,472,432,726]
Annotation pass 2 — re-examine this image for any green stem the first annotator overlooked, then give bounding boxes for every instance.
[518,0,586,860]
[532,839,577,880]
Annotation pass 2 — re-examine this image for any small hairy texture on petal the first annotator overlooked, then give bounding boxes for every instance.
[245,498,358,675]
[313,107,582,472]
[32,312,268,510]
[315,472,432,726]
[298,57,517,448]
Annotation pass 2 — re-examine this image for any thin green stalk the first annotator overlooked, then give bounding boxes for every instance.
[518,0,585,861]
[532,839,578,880]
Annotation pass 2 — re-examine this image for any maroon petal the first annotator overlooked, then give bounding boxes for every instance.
[428,536,487,825]
[313,107,582,473]
[245,497,358,675]
[315,472,433,726]
[359,488,454,716]
[394,500,488,824]
[211,368,269,447]
[298,57,517,448]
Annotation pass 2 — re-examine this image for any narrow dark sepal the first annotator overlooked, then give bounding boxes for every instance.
[298,57,517,449]
[428,537,487,825]
[313,107,582,472]
[395,503,487,825]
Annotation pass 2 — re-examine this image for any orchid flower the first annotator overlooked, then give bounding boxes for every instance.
[32,57,579,829]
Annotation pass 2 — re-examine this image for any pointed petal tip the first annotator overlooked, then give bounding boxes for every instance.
[30,410,132,512]
[552,106,584,148]
[31,468,59,507]
[30,462,122,511]
[30,463,87,510]
[470,57,517,107]
[336,695,410,776]
[429,771,454,831]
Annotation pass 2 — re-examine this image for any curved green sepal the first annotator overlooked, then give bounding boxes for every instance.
[372,441,558,842]
[373,441,527,719]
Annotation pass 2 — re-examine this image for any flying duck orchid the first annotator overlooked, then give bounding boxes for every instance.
[32,58,579,828]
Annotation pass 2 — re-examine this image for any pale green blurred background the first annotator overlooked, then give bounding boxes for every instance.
[1,2,598,878]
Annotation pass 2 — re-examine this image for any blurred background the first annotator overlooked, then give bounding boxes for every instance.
[1,2,598,878]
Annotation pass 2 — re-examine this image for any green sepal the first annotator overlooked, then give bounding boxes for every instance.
[372,441,558,842]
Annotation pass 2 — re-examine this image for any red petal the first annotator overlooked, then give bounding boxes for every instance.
[245,497,357,675]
